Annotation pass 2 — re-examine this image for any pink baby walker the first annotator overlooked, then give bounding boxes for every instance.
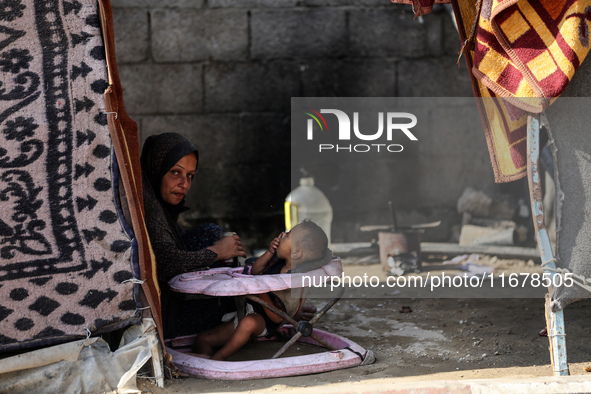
[165,257,375,380]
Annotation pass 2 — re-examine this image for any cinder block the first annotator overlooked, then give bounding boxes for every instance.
[239,113,291,164]
[194,162,290,222]
[443,10,462,56]
[418,155,495,207]
[297,156,422,223]
[140,114,240,164]
[132,116,143,139]
[210,0,297,7]
[425,13,444,57]
[151,9,248,62]
[302,0,386,5]
[397,57,473,96]
[251,10,346,59]
[205,62,299,112]
[119,64,203,115]
[349,9,428,58]
[111,0,204,7]
[112,9,148,63]
[419,99,485,157]
[300,59,397,96]
[140,114,234,141]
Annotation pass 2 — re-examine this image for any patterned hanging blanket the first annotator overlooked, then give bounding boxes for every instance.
[392,0,591,182]
[0,0,141,351]
[471,0,591,181]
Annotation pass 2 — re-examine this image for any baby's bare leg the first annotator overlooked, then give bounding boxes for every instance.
[211,314,266,361]
[193,321,236,356]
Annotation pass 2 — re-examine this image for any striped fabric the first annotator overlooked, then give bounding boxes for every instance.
[470,0,591,181]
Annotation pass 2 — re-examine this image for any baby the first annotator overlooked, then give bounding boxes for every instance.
[192,219,329,361]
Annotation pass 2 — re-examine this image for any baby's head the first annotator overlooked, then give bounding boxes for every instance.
[283,220,329,272]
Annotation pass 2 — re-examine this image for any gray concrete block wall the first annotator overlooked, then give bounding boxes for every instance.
[111,1,495,247]
[112,9,149,63]
[205,62,300,112]
[119,64,203,114]
[113,0,205,7]
[151,9,248,62]
[251,10,347,59]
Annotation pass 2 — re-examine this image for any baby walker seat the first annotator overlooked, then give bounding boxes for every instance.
[165,257,375,380]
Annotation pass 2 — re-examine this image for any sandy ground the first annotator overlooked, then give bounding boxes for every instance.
[138,257,591,393]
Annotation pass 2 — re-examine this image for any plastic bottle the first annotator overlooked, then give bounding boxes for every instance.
[219,231,239,267]
[284,177,333,243]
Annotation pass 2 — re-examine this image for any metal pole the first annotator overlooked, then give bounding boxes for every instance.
[527,114,569,376]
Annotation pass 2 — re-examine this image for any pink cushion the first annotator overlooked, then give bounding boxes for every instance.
[168,258,342,296]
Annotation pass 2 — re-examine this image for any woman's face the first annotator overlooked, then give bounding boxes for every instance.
[160,153,197,205]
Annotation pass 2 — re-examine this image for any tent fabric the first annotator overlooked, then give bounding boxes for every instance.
[543,56,591,310]
[0,318,160,394]
[98,0,164,348]
[0,0,160,352]
[546,98,591,310]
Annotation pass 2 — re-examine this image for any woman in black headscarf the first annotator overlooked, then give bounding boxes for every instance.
[141,132,246,338]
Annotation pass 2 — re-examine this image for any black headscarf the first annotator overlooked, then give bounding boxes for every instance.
[141,133,199,246]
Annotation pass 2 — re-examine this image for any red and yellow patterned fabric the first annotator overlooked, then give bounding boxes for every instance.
[471,0,591,181]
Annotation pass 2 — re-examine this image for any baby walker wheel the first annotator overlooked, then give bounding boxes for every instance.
[297,321,313,337]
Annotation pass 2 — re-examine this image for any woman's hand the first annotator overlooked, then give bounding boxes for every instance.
[207,234,247,261]
[294,304,317,321]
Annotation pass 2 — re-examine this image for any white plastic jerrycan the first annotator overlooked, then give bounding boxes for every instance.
[284,177,333,243]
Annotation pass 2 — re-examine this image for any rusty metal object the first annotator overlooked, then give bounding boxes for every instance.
[378,231,421,272]
[527,115,569,376]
